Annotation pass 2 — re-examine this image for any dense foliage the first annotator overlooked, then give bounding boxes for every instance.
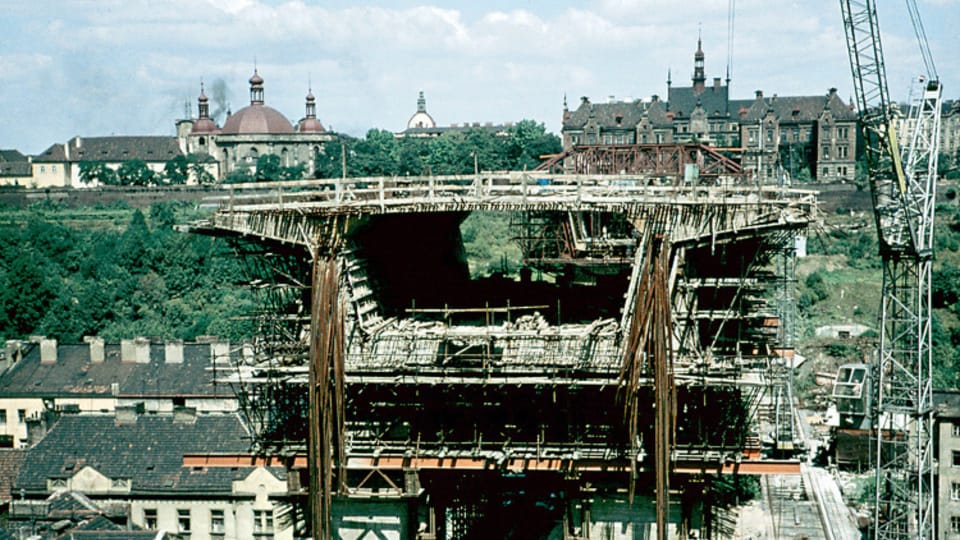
[314,120,560,178]
[0,202,254,343]
[798,201,960,390]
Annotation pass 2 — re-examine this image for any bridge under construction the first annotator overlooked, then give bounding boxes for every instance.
[189,164,817,539]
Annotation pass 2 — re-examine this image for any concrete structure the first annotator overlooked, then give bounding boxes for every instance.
[0,337,239,448]
[560,39,858,182]
[190,171,815,538]
[176,71,336,180]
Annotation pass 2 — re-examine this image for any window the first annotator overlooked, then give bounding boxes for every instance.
[952,422,960,437]
[178,509,191,534]
[210,509,225,535]
[17,410,25,424]
[839,146,848,159]
[51,165,57,173]
[953,482,960,501]
[822,167,830,178]
[953,515,960,534]
[748,129,757,144]
[254,510,274,535]
[838,126,849,138]
[144,509,157,530]
[40,166,45,173]
[0,410,6,424]
[953,450,960,467]
[821,146,830,159]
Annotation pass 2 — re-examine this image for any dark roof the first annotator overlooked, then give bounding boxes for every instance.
[33,143,68,163]
[15,414,265,494]
[0,342,235,399]
[400,123,512,136]
[0,450,26,502]
[0,149,27,163]
[739,91,856,123]
[34,137,181,164]
[562,98,681,131]
[667,84,731,118]
[47,490,102,517]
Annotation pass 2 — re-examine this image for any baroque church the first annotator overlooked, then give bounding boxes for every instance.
[176,69,336,180]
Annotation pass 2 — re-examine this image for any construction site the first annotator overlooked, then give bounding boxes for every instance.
[186,142,821,539]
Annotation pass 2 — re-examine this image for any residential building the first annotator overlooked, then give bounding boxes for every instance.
[0,337,240,449]
[176,71,336,180]
[10,412,293,540]
[560,39,859,182]
[936,391,960,539]
[31,135,187,188]
[0,149,32,187]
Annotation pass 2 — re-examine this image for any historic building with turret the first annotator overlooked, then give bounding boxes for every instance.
[561,39,858,182]
[176,69,336,180]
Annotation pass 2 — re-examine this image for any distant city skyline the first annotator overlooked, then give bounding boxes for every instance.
[2,0,958,155]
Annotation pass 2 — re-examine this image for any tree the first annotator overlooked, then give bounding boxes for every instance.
[78,161,118,186]
[117,159,156,186]
[255,154,282,181]
[163,156,189,185]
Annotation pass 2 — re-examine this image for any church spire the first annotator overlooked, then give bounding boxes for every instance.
[417,91,427,113]
[693,33,706,93]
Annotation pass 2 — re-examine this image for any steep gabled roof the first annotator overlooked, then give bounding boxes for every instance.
[15,414,265,494]
[667,84,731,119]
[0,450,26,502]
[562,99,647,130]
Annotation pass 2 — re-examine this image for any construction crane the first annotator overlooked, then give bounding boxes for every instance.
[839,1,941,538]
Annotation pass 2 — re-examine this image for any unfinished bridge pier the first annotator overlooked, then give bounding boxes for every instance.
[189,168,817,539]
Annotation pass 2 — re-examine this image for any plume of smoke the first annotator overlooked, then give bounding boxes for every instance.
[208,78,231,124]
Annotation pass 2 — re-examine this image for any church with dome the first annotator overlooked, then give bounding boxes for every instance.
[176,69,335,180]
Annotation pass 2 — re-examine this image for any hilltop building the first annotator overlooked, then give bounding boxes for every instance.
[560,39,859,182]
[397,91,514,138]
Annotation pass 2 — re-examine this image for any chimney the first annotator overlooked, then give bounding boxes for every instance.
[3,340,22,372]
[165,340,184,364]
[76,137,82,149]
[210,341,230,365]
[40,338,57,364]
[173,406,197,424]
[134,337,150,364]
[714,77,721,90]
[242,341,255,364]
[755,90,763,99]
[121,339,135,363]
[83,336,105,364]
[115,405,139,425]
[828,87,838,98]
[25,414,46,447]
[651,95,659,103]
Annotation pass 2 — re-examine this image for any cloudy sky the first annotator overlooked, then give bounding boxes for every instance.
[2,0,958,154]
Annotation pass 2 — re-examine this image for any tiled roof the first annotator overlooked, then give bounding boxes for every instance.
[739,92,856,123]
[667,85,732,118]
[34,137,181,164]
[935,390,960,417]
[47,490,102,517]
[0,342,235,399]
[33,143,68,163]
[562,99,648,130]
[15,414,266,495]
[0,450,26,502]
[0,149,27,163]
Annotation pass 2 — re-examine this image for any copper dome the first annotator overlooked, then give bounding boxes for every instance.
[221,104,294,135]
[298,117,325,133]
[191,118,219,134]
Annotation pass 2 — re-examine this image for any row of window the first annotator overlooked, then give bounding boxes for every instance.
[143,508,273,536]
[0,409,27,424]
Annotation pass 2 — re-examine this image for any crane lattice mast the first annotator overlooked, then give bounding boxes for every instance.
[838,1,941,538]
